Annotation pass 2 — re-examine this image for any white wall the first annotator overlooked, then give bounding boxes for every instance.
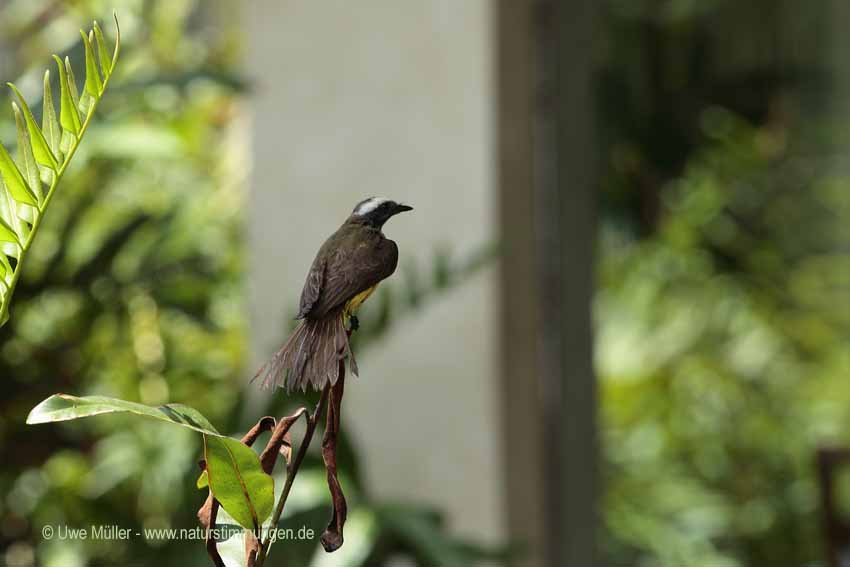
[247,0,504,545]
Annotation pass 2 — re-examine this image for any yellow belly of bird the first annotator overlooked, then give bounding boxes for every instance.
[344,284,378,317]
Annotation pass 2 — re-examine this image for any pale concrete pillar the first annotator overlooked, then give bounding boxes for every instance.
[246,0,505,546]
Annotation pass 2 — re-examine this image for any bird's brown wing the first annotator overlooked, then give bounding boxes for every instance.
[296,256,325,319]
[308,237,398,319]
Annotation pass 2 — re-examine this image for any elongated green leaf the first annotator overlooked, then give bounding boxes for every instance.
[54,55,81,135]
[8,84,58,170]
[110,13,121,70]
[93,21,112,77]
[0,218,19,245]
[204,435,275,531]
[41,71,62,159]
[65,57,83,115]
[0,250,11,275]
[0,142,37,205]
[27,394,221,435]
[12,103,43,203]
[82,31,104,96]
[0,179,22,240]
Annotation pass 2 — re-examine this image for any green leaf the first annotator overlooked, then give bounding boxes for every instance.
[12,103,43,203]
[0,250,11,273]
[65,57,83,115]
[110,13,121,71]
[7,84,58,170]
[0,217,19,245]
[26,394,221,435]
[0,181,22,242]
[81,30,104,96]
[54,55,81,135]
[203,435,275,531]
[41,71,62,159]
[93,21,112,77]
[0,142,37,205]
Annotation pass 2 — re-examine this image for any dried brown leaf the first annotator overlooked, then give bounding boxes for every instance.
[320,376,347,552]
[259,407,306,473]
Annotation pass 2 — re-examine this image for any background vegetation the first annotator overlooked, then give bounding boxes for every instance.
[597,2,849,566]
[0,1,847,567]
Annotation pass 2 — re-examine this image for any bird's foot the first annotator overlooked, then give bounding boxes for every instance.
[349,315,359,332]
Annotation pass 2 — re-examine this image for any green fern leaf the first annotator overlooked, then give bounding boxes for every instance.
[7,84,59,170]
[64,57,83,117]
[0,15,121,327]
[54,55,81,136]
[0,176,28,244]
[82,31,104,96]
[0,179,21,239]
[0,217,19,245]
[93,21,112,77]
[13,103,43,203]
[42,71,62,159]
[0,143,36,206]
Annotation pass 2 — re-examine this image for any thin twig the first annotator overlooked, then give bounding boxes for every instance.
[255,384,330,565]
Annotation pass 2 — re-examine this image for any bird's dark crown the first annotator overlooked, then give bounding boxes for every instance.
[349,197,413,228]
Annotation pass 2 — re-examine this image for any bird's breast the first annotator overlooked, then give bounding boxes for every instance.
[344,284,379,316]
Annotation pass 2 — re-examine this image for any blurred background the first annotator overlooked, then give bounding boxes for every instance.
[0,1,848,566]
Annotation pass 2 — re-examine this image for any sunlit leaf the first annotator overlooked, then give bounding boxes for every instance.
[0,252,11,291]
[93,21,112,77]
[203,435,275,532]
[0,180,20,240]
[7,83,59,170]
[41,71,62,159]
[27,394,221,434]
[12,103,43,203]
[0,217,19,245]
[65,57,83,115]
[110,13,121,70]
[0,142,37,206]
[82,30,104,96]
[54,55,81,135]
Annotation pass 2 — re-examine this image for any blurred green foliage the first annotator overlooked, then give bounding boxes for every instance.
[597,1,849,565]
[0,2,246,565]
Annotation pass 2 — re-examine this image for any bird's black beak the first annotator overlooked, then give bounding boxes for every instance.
[392,203,413,215]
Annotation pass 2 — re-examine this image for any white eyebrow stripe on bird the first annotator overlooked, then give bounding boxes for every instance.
[353,197,388,216]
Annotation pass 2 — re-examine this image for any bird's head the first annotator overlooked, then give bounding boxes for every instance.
[349,197,413,228]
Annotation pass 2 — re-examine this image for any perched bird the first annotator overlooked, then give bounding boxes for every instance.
[256,197,413,392]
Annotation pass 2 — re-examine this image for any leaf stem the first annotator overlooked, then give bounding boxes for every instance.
[255,384,330,566]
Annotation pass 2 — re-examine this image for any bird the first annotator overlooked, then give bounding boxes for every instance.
[255,197,413,392]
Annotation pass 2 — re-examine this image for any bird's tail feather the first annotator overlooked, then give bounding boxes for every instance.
[254,310,357,392]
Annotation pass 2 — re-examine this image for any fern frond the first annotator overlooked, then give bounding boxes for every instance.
[0,14,120,327]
